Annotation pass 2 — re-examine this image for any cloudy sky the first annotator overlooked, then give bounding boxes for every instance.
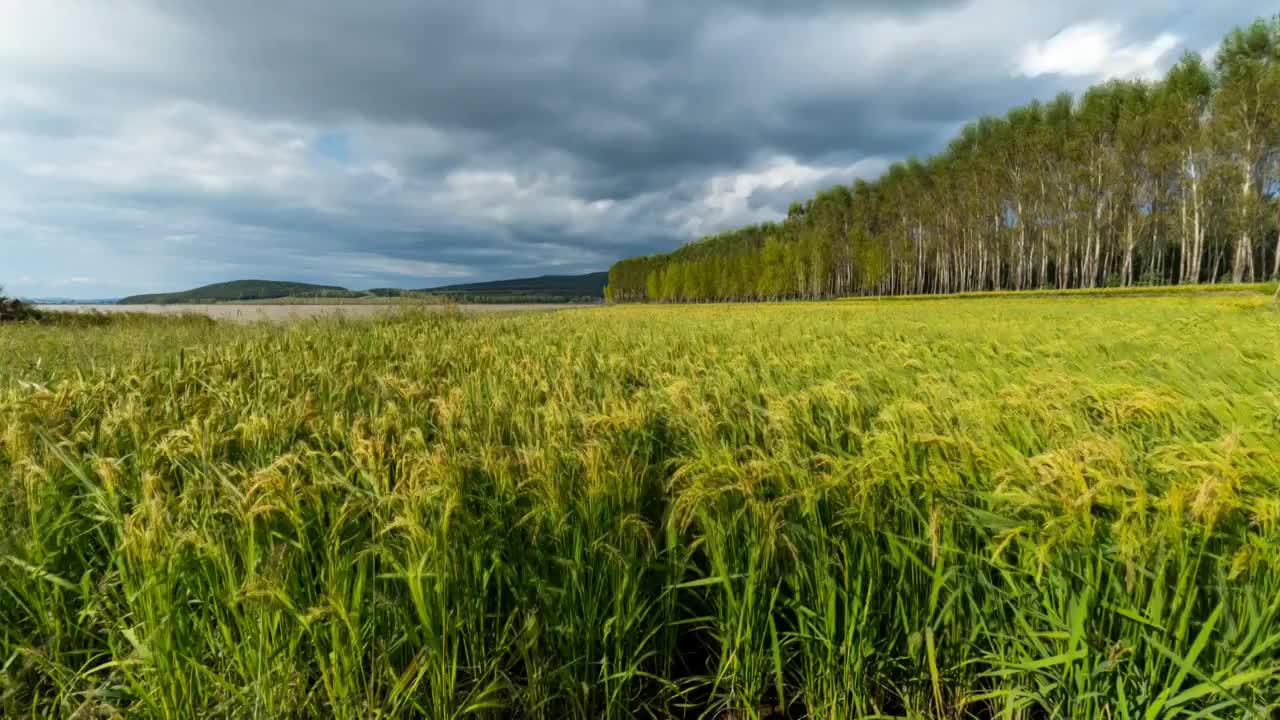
[0,0,1266,298]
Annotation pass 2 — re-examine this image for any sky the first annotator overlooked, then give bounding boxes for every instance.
[0,0,1269,298]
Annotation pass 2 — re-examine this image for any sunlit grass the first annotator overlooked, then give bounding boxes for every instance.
[2,295,1278,718]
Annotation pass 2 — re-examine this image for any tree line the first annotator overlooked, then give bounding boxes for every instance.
[606,17,1280,303]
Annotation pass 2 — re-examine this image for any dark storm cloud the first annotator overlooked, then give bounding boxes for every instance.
[156,0,1254,174]
[0,0,1265,297]
[129,1,986,176]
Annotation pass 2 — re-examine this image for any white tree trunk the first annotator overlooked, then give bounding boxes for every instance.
[1233,159,1252,284]
[1123,218,1135,286]
[1179,172,1188,283]
[1273,219,1280,281]
[1191,156,1203,282]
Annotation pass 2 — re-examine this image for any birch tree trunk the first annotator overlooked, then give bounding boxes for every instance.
[1191,156,1203,283]
[1233,157,1252,283]
[1123,218,1135,286]
[1273,208,1280,280]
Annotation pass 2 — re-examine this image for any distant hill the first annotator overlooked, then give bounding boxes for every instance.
[116,272,608,305]
[413,272,609,301]
[118,280,359,305]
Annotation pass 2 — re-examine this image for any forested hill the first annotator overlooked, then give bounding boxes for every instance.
[365,272,607,302]
[606,17,1280,303]
[119,280,357,304]
[119,272,609,305]
[413,272,607,301]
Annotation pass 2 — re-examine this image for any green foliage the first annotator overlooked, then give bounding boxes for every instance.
[0,289,38,322]
[3,294,1280,718]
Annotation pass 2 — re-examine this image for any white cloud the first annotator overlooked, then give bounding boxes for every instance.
[0,1,194,84]
[437,169,618,231]
[667,155,887,239]
[50,276,97,287]
[332,254,474,281]
[11,102,324,199]
[1017,22,1181,80]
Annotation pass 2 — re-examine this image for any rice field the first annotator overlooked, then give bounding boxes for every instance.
[2,295,1279,718]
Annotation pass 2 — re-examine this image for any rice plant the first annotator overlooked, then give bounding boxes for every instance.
[2,294,1278,718]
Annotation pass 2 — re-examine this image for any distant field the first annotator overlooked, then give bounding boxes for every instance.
[224,296,459,306]
[36,302,586,322]
[3,293,1279,718]
[224,296,603,306]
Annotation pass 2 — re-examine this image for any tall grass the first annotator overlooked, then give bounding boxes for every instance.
[2,296,1278,718]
